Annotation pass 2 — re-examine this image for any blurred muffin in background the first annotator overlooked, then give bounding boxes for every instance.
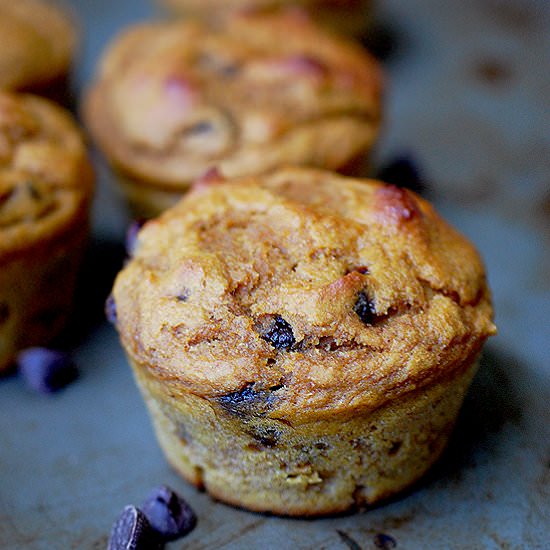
[0,92,94,373]
[83,9,383,217]
[157,0,373,37]
[0,0,77,105]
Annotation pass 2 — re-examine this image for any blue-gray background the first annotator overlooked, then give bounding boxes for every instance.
[1,1,549,548]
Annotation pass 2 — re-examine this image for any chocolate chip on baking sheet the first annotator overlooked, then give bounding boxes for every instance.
[125,219,146,257]
[16,347,78,394]
[376,154,426,195]
[141,485,196,541]
[108,505,160,550]
[354,291,376,326]
[105,294,117,325]
[374,532,397,549]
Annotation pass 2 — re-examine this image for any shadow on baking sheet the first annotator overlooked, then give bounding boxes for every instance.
[55,236,126,347]
[427,345,523,483]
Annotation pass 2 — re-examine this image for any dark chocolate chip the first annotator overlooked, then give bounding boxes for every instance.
[105,294,117,325]
[108,505,160,550]
[218,384,275,418]
[249,425,282,448]
[126,219,146,257]
[141,485,196,541]
[374,533,397,549]
[176,288,190,302]
[376,155,425,195]
[16,348,78,394]
[186,121,214,135]
[354,292,376,326]
[260,315,295,351]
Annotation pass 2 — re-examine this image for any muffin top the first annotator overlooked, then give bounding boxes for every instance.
[0,92,93,259]
[113,167,495,422]
[84,10,382,188]
[0,0,76,91]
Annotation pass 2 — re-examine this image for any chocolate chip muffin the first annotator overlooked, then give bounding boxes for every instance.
[83,10,383,217]
[0,0,77,103]
[111,167,495,516]
[0,92,94,372]
[158,0,373,37]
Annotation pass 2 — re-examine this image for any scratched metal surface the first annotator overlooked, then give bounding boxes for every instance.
[1,0,550,548]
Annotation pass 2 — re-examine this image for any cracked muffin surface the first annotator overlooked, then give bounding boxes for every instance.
[83,10,383,216]
[112,167,495,514]
[0,0,76,93]
[0,92,93,371]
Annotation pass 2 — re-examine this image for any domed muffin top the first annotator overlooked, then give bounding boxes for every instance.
[113,167,495,422]
[0,0,76,91]
[0,92,93,258]
[84,10,382,187]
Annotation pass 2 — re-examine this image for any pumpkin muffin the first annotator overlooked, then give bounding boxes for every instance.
[83,10,383,217]
[111,167,495,516]
[0,92,94,372]
[0,0,77,103]
[157,0,373,37]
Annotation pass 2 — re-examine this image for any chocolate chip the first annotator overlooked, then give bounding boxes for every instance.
[376,155,425,195]
[16,348,78,394]
[259,315,295,350]
[374,533,397,549]
[354,292,376,325]
[126,219,146,257]
[105,294,117,325]
[141,485,196,541]
[187,121,214,135]
[218,384,275,418]
[108,505,160,550]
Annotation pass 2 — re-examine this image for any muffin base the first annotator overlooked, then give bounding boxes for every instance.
[130,357,479,516]
[0,218,88,373]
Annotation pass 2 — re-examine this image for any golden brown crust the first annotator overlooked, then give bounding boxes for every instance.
[113,167,495,423]
[0,92,93,259]
[0,0,76,92]
[83,11,383,194]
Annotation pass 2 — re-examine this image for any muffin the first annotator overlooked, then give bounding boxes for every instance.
[83,10,383,217]
[0,0,77,103]
[0,92,94,372]
[157,0,373,37]
[111,167,496,516]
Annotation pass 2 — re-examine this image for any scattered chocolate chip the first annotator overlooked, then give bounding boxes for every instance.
[126,219,146,257]
[374,533,397,549]
[16,347,78,394]
[376,155,425,195]
[336,529,362,550]
[108,505,160,550]
[141,485,196,542]
[354,292,376,325]
[259,315,295,350]
[105,294,117,325]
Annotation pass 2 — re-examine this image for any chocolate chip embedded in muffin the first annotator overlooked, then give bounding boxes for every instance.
[112,166,496,516]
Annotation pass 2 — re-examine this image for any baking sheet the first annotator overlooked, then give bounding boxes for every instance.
[1,0,550,548]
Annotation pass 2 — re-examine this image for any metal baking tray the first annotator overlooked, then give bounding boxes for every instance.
[1,0,549,548]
